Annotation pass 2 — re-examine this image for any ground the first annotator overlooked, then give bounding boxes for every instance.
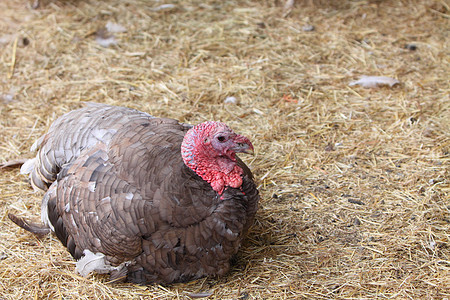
[0,0,448,299]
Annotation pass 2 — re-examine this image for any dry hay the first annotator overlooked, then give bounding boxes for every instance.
[0,0,449,299]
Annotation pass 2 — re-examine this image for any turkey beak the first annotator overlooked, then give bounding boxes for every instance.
[232,135,254,155]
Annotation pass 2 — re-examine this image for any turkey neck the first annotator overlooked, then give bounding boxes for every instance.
[180,124,244,195]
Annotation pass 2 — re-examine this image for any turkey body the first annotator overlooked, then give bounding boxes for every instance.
[21,103,259,284]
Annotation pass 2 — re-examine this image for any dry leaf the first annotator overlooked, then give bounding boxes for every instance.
[349,76,400,88]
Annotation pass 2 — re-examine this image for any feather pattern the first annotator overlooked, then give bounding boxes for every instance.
[18,103,259,284]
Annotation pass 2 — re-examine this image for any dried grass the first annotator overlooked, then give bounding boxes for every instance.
[0,0,449,299]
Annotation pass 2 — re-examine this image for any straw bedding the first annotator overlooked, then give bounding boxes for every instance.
[0,0,448,298]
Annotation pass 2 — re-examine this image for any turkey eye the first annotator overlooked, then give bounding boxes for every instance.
[217,136,226,142]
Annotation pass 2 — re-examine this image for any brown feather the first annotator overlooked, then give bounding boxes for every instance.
[15,103,259,284]
[8,213,51,236]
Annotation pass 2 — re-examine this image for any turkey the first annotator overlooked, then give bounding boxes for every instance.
[10,103,259,284]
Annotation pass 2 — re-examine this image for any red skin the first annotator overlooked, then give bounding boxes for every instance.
[181,122,252,194]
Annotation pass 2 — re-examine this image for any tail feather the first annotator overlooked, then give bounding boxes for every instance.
[30,135,44,152]
[8,213,51,236]
[20,158,36,175]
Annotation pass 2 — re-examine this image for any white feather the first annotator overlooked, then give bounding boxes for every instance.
[76,250,110,277]
[88,182,96,192]
[96,36,117,48]
[349,76,400,88]
[76,249,131,277]
[41,192,55,231]
[106,22,127,33]
[20,158,36,175]
[151,4,176,11]
[100,196,111,204]
[30,135,44,152]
